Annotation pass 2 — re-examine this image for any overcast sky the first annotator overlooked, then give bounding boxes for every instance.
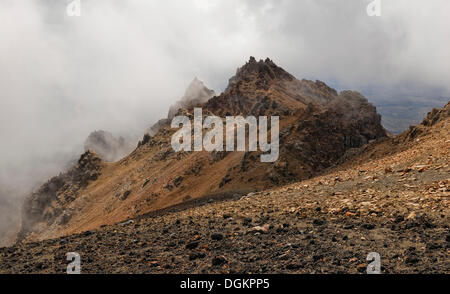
[0,0,449,195]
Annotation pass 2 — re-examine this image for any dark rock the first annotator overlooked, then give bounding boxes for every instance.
[405,256,420,265]
[312,254,323,262]
[313,219,325,226]
[361,223,375,230]
[219,174,232,188]
[81,231,93,237]
[426,243,442,250]
[406,246,416,253]
[173,176,183,187]
[211,233,224,241]
[142,178,150,188]
[84,130,131,162]
[212,256,227,266]
[120,190,131,201]
[189,252,206,261]
[286,263,303,270]
[185,241,200,250]
[242,218,252,226]
[394,215,404,223]
[357,264,367,273]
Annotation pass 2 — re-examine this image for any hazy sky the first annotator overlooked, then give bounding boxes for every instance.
[0,0,449,196]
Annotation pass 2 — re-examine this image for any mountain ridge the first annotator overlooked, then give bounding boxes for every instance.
[18,57,387,243]
[2,100,448,273]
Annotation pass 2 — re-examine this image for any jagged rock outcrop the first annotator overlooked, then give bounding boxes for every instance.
[205,57,302,117]
[84,130,132,162]
[17,151,103,242]
[133,57,387,208]
[198,57,386,184]
[401,102,450,142]
[168,77,216,119]
[147,118,171,137]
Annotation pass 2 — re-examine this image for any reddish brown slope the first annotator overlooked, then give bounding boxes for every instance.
[18,57,386,242]
[2,102,448,274]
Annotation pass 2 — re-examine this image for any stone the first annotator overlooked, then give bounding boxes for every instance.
[185,241,200,250]
[212,256,227,266]
[120,190,131,201]
[211,233,224,241]
[251,224,270,233]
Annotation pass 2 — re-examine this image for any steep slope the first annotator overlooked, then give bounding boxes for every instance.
[2,102,448,274]
[18,57,386,242]
[17,151,104,242]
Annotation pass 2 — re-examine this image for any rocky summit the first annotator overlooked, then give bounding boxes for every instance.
[2,58,448,274]
[84,130,134,163]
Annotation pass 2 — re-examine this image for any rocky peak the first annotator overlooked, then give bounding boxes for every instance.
[422,101,450,126]
[17,151,103,242]
[145,78,215,138]
[84,130,132,162]
[184,77,215,101]
[401,101,450,142]
[167,77,216,119]
[77,150,102,171]
[226,57,295,91]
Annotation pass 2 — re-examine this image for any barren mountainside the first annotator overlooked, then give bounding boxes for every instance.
[2,100,448,274]
[18,58,389,243]
[1,0,449,276]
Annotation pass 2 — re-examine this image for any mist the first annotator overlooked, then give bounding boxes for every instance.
[0,0,449,244]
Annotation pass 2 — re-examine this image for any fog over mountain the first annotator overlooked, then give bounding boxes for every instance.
[0,0,449,243]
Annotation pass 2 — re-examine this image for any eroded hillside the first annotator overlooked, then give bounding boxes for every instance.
[2,102,448,274]
[18,57,387,242]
